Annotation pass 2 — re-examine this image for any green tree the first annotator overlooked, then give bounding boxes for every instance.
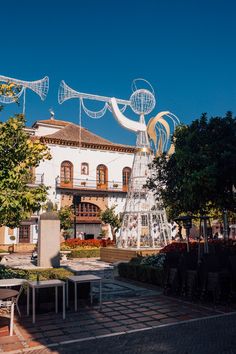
[99,205,121,242]
[146,112,236,219]
[0,114,51,227]
[58,206,73,231]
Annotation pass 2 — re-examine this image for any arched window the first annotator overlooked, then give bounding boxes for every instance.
[96,164,108,189]
[122,167,131,191]
[81,162,89,175]
[60,161,73,186]
[76,202,100,221]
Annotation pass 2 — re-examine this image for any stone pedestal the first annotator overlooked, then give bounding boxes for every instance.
[38,211,60,268]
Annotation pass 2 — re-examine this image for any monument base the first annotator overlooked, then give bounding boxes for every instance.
[100,247,161,263]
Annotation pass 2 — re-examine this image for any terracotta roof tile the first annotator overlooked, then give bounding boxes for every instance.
[33,119,69,127]
[43,123,135,150]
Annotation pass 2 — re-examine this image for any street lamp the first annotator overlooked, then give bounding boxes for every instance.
[199,215,210,254]
[174,215,193,252]
[72,195,81,239]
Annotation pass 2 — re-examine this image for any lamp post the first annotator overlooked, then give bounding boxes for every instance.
[72,195,81,239]
[199,215,210,253]
[174,215,193,253]
[223,209,229,242]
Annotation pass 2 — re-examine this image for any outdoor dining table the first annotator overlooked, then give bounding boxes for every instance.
[27,279,66,324]
[0,278,27,317]
[66,274,102,311]
[0,288,19,336]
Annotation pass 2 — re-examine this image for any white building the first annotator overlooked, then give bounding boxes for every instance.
[0,116,135,245]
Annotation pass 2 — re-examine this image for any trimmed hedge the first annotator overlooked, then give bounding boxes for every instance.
[118,262,164,286]
[69,248,100,258]
[0,265,74,281]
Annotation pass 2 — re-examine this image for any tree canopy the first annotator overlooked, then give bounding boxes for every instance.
[0,114,51,227]
[146,112,236,218]
[99,205,121,241]
[58,206,73,231]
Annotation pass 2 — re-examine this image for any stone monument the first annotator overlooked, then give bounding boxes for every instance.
[38,209,60,268]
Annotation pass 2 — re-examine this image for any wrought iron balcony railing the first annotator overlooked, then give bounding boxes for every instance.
[27,173,44,186]
[56,176,128,192]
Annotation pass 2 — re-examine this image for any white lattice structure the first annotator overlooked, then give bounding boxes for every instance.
[0,75,49,114]
[58,78,179,249]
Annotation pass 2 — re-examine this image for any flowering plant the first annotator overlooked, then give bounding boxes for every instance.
[63,239,101,249]
[160,242,198,254]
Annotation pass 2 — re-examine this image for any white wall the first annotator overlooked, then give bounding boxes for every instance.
[4,228,17,244]
[34,125,62,137]
[36,144,134,205]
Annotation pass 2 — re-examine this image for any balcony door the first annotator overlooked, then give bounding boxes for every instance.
[60,161,73,187]
[96,164,108,189]
[122,167,131,192]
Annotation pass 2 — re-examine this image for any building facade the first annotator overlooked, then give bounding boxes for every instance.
[0,116,135,245]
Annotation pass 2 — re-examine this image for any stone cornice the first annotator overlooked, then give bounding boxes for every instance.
[41,137,136,154]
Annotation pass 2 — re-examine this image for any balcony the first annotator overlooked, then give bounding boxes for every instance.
[27,173,44,187]
[56,176,127,193]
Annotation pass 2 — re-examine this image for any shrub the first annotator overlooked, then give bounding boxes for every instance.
[141,253,166,270]
[117,262,164,286]
[129,256,143,265]
[0,265,74,281]
[69,248,100,258]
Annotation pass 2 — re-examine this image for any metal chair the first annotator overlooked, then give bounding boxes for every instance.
[0,289,18,336]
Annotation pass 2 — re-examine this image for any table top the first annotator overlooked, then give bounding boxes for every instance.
[67,275,102,282]
[0,289,19,300]
[0,278,27,287]
[28,279,65,288]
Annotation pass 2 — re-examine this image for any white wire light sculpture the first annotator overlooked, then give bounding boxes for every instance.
[58,78,179,249]
[0,75,49,114]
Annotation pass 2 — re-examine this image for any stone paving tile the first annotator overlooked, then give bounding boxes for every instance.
[146,320,162,326]
[1,293,236,353]
[2,342,25,351]
[69,332,92,339]
[159,317,178,324]
[0,334,19,344]
[151,313,168,319]
[92,328,112,336]
[110,326,129,332]
[50,335,70,343]
[103,321,123,328]
[119,318,137,325]
[143,310,159,316]
[128,312,143,318]
[111,315,129,320]
[136,316,153,322]
[46,329,65,337]
[127,322,151,330]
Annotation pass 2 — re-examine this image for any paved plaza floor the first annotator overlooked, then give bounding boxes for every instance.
[1,292,236,353]
[1,254,236,353]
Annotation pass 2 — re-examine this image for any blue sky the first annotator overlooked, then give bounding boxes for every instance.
[1,0,235,146]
